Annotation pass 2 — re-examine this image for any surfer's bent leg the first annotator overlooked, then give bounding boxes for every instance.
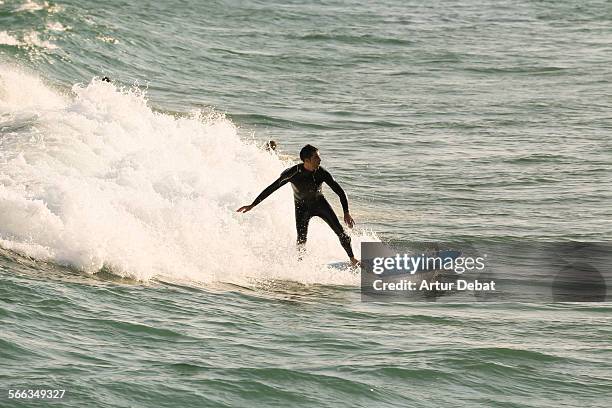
[314,198,354,258]
[295,202,310,251]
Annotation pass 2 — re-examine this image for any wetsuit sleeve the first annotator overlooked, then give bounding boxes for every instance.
[322,168,349,214]
[250,166,298,208]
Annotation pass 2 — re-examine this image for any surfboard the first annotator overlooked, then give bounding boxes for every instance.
[327,249,462,274]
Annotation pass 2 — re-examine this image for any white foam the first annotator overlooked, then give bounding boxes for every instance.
[0,30,58,50]
[0,31,21,46]
[0,66,376,286]
[46,22,68,32]
[97,35,119,44]
[16,0,47,12]
[23,31,57,50]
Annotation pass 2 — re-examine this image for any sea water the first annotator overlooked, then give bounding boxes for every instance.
[1,1,610,407]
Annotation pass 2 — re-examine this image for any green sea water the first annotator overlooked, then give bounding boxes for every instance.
[1,0,611,406]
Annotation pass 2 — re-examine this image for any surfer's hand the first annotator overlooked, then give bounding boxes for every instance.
[344,212,355,228]
[236,205,253,213]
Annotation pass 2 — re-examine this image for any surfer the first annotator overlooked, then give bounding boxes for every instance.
[237,144,360,266]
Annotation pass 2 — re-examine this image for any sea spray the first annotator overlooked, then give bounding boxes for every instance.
[0,65,373,285]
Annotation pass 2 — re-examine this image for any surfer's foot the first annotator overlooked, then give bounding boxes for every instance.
[350,257,361,267]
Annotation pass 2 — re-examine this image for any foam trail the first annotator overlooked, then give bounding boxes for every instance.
[0,66,375,286]
[0,31,21,46]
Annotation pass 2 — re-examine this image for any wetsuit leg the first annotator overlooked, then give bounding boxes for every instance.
[312,197,354,258]
[294,202,311,250]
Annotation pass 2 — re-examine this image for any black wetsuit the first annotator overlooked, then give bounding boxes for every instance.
[250,164,354,258]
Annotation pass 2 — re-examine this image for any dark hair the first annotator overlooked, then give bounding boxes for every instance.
[299,144,318,161]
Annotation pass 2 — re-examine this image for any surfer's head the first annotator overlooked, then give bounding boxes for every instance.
[300,144,321,170]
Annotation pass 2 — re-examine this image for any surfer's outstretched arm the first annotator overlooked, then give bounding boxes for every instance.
[236,166,297,213]
[321,168,355,228]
